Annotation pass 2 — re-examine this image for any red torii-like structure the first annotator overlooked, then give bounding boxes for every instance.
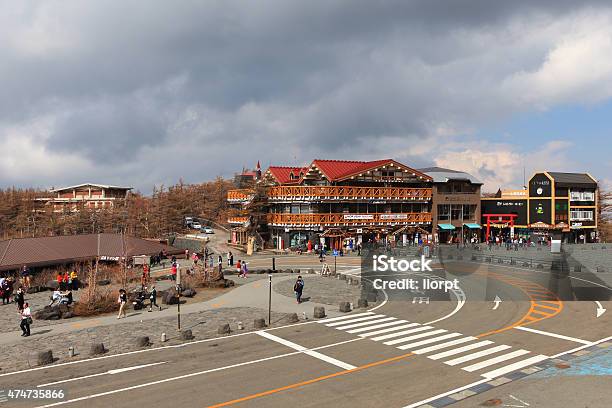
[483,213,518,241]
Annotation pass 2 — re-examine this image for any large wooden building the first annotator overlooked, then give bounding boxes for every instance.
[228,159,434,250]
[36,183,132,213]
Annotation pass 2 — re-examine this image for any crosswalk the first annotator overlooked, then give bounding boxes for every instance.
[317,312,549,379]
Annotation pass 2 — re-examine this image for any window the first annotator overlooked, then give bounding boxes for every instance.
[570,210,593,221]
[438,204,450,221]
[570,190,595,201]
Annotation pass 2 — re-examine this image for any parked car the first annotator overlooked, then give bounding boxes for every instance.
[184,216,194,227]
[191,222,202,230]
[202,226,214,234]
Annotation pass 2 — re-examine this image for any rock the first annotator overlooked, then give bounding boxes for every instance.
[90,343,106,355]
[37,350,54,366]
[182,288,196,298]
[61,311,74,319]
[536,264,544,269]
[286,313,299,323]
[180,330,194,340]
[357,299,368,308]
[338,274,346,280]
[162,290,179,305]
[26,286,40,294]
[218,324,231,335]
[523,262,530,267]
[97,279,111,286]
[339,301,351,313]
[294,269,300,274]
[254,318,266,329]
[58,304,70,314]
[46,280,59,290]
[313,306,326,319]
[135,336,150,347]
[308,269,315,274]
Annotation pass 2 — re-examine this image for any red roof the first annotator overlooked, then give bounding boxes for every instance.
[267,166,308,184]
[311,159,431,182]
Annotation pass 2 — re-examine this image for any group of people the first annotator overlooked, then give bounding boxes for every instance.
[235,259,249,278]
[56,271,79,291]
[0,276,15,305]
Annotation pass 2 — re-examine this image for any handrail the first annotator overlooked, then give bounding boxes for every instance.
[267,212,431,226]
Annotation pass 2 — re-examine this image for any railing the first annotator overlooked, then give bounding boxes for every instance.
[227,189,255,202]
[228,216,249,225]
[267,212,431,226]
[267,186,432,201]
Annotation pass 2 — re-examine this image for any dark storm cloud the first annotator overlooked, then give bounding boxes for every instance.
[1,0,611,190]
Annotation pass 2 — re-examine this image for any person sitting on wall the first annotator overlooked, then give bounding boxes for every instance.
[48,289,62,307]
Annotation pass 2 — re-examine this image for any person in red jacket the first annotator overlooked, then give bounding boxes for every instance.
[57,272,64,291]
[171,262,177,281]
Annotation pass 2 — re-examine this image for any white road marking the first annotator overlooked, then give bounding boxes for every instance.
[37,362,166,387]
[595,301,606,318]
[412,336,477,354]
[33,337,362,407]
[371,326,433,342]
[428,340,494,360]
[515,326,592,345]
[384,329,448,346]
[316,312,374,324]
[396,333,462,350]
[256,331,356,370]
[347,319,408,334]
[335,317,397,330]
[481,355,549,379]
[550,335,612,358]
[402,379,490,408]
[462,349,530,372]
[445,345,512,366]
[358,323,421,337]
[326,314,385,327]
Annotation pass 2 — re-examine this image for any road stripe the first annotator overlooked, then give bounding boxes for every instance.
[316,312,374,324]
[37,362,167,387]
[371,326,433,342]
[347,320,408,334]
[412,336,477,355]
[444,345,512,366]
[358,323,421,337]
[384,329,448,346]
[256,331,356,370]
[429,341,494,361]
[481,354,549,379]
[515,326,592,345]
[335,317,397,330]
[461,349,530,372]
[396,333,462,350]
[326,315,384,327]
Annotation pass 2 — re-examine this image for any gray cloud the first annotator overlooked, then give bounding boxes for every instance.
[1,1,611,191]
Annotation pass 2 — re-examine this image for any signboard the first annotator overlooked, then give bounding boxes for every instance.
[343,214,374,220]
[529,173,552,197]
[379,214,408,220]
[481,199,527,225]
[100,256,120,261]
[356,228,363,234]
[133,255,150,265]
[529,199,552,224]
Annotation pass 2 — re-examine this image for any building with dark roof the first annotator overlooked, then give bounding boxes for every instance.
[481,171,599,243]
[36,183,132,213]
[0,233,182,273]
[418,168,483,244]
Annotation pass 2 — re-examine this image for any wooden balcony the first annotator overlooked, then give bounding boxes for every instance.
[267,186,431,201]
[228,216,249,226]
[227,189,255,203]
[267,212,431,227]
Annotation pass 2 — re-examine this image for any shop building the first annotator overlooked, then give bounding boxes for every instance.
[418,167,483,244]
[481,172,599,243]
[227,159,434,251]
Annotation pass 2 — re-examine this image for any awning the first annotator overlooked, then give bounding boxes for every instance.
[437,224,456,230]
[463,223,481,229]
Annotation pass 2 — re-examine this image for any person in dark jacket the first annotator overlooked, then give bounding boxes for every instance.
[148,286,161,311]
[15,287,25,311]
[293,276,304,304]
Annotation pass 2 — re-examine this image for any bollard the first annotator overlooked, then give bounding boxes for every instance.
[302,311,308,320]
[238,321,244,330]
[68,346,75,358]
[161,332,167,343]
[339,301,351,313]
[313,306,326,318]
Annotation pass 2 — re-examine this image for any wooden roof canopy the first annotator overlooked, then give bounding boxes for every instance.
[261,159,432,186]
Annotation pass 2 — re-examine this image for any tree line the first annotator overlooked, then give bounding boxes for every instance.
[0,177,234,240]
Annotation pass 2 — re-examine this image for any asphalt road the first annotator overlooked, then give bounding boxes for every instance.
[1,261,610,408]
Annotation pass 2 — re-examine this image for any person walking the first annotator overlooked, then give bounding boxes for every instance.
[241,261,249,278]
[294,276,304,304]
[148,286,161,312]
[70,270,79,290]
[20,302,32,337]
[236,260,242,277]
[228,251,234,267]
[171,262,178,281]
[217,255,223,272]
[117,289,127,319]
[15,287,25,311]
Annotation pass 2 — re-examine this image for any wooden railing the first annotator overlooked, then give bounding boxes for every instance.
[267,212,431,226]
[227,189,255,202]
[267,186,431,201]
[228,216,249,225]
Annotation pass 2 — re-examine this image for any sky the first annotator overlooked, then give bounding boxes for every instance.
[0,0,611,193]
